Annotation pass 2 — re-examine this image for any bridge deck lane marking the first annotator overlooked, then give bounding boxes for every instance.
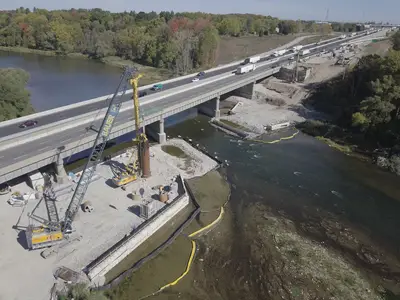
[13,153,29,160]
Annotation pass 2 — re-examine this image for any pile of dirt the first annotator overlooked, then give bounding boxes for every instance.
[253,84,288,107]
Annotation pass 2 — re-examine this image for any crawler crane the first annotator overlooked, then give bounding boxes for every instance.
[26,67,135,250]
[112,72,151,187]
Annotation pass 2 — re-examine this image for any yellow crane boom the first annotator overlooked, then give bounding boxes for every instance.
[112,72,150,187]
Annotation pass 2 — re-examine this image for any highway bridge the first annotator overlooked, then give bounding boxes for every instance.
[0,29,387,184]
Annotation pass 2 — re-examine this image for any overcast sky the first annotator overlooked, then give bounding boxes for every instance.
[0,0,398,23]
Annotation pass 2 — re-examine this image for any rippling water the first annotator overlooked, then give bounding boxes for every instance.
[108,116,400,300]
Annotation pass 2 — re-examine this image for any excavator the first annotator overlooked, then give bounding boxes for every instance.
[25,67,135,250]
[111,72,150,187]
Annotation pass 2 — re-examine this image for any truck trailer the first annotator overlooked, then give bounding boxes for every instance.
[244,56,261,64]
[300,49,310,56]
[292,45,303,52]
[236,64,256,74]
[273,49,287,57]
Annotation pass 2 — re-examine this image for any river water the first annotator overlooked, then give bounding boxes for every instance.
[2,52,400,299]
[0,51,120,111]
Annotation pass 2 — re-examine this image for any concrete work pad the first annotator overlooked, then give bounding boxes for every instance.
[0,139,217,300]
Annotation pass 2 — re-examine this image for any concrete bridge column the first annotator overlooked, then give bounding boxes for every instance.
[198,96,221,119]
[146,118,167,144]
[55,148,67,184]
[233,81,255,99]
[158,117,167,144]
[215,96,221,120]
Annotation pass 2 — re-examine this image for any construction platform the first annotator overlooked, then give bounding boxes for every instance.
[0,138,217,300]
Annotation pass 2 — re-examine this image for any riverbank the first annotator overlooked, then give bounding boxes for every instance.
[214,33,396,169]
[214,53,350,137]
[297,38,400,175]
[0,46,88,58]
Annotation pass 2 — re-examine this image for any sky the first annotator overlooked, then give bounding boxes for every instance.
[0,0,398,24]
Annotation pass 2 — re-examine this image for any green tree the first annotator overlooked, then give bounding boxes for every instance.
[217,17,240,36]
[351,112,369,130]
[197,26,219,66]
[304,34,400,153]
[0,68,33,121]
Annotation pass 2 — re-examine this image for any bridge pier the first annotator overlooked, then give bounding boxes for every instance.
[198,96,220,119]
[215,96,221,120]
[55,154,68,184]
[158,118,167,144]
[146,118,167,144]
[233,81,255,99]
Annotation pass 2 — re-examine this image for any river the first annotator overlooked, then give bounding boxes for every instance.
[0,51,121,111]
[2,52,400,299]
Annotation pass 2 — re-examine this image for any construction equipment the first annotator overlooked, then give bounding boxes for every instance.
[112,72,151,187]
[25,67,135,250]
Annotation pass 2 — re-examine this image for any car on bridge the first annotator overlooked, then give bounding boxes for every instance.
[19,120,38,128]
[197,71,206,77]
[192,77,200,82]
[151,83,163,91]
[139,91,148,97]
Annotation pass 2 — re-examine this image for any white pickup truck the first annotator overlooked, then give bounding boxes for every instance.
[236,64,256,74]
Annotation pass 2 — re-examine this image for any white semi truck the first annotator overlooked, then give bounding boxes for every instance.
[236,64,256,74]
[300,49,310,56]
[273,49,287,57]
[244,56,260,64]
[292,45,303,52]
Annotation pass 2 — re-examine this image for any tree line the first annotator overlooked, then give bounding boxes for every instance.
[303,31,400,173]
[0,8,363,74]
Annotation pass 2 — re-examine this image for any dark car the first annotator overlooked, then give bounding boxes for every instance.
[197,71,206,77]
[19,120,38,128]
[139,91,148,98]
